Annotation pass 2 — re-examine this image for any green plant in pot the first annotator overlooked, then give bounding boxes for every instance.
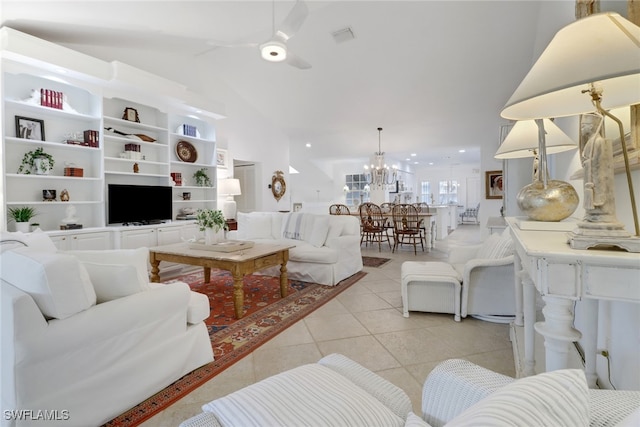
[8,206,38,232]
[196,209,227,244]
[193,168,212,187]
[17,147,55,175]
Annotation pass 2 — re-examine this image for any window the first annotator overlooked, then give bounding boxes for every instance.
[420,181,431,204]
[345,174,369,206]
[438,180,458,204]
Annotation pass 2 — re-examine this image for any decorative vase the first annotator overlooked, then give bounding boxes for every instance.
[204,228,224,245]
[34,157,52,175]
[15,222,31,233]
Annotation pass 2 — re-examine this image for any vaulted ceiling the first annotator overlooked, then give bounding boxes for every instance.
[3,1,622,171]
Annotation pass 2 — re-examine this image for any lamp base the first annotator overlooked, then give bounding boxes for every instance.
[517,180,579,222]
[222,199,237,221]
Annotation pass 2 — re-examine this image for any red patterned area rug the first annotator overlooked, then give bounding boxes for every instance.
[104,269,367,426]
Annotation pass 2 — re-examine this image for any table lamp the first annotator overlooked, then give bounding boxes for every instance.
[495,119,579,221]
[218,178,242,220]
[501,12,640,252]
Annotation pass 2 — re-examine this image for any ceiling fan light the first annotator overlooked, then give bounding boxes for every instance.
[260,40,287,62]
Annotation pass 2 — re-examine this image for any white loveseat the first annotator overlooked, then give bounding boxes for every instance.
[180,354,640,427]
[1,231,213,427]
[229,211,363,286]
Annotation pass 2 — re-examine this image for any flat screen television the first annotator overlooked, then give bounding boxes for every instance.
[108,184,172,225]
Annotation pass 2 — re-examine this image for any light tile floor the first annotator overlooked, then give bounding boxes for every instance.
[140,224,515,426]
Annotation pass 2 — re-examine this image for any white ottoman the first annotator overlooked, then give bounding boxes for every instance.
[401,261,462,322]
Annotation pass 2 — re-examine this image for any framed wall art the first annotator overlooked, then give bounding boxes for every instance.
[485,170,503,199]
[216,149,228,169]
[15,116,45,141]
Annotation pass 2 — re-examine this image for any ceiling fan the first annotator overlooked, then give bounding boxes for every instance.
[203,0,311,69]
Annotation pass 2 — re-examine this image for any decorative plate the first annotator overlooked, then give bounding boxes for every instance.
[176,140,197,163]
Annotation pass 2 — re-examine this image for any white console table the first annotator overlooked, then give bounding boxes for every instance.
[506,217,640,387]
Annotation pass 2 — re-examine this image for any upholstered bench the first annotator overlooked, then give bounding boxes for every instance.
[401,261,462,322]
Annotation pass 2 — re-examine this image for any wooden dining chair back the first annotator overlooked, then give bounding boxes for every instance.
[412,202,431,244]
[392,204,424,255]
[329,204,351,215]
[359,202,391,251]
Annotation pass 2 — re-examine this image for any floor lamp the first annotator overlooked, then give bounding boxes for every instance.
[218,178,242,220]
[495,119,579,222]
[501,12,640,252]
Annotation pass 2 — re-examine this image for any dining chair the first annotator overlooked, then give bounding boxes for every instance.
[392,204,424,255]
[359,202,392,251]
[412,202,430,243]
[329,204,351,215]
[379,202,396,238]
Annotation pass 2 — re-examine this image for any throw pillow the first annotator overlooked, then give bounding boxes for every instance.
[477,233,501,259]
[486,231,514,259]
[239,212,272,240]
[308,215,330,247]
[1,248,96,319]
[24,228,58,252]
[63,247,151,290]
[83,262,145,303]
[445,369,589,427]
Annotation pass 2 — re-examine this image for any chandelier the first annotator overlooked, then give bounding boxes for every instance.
[364,127,397,188]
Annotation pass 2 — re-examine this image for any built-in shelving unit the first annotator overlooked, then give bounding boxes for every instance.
[1,27,224,235]
[2,70,104,231]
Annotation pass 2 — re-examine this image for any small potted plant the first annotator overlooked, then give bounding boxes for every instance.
[196,209,227,244]
[8,206,38,233]
[193,168,212,187]
[17,147,55,175]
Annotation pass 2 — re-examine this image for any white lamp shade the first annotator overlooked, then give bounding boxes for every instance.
[495,119,577,159]
[218,178,241,196]
[501,12,640,120]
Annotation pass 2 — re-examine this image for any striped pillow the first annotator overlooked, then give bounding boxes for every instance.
[203,363,405,427]
[445,369,589,426]
[486,232,514,259]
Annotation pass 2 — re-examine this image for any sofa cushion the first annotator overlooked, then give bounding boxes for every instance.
[445,368,589,427]
[1,248,96,319]
[202,363,405,427]
[237,212,273,240]
[308,215,330,247]
[64,247,151,290]
[289,244,339,264]
[83,262,146,303]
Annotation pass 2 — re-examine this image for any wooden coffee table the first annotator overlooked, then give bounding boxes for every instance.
[149,242,295,318]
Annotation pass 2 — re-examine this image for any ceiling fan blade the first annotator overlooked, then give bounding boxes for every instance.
[286,51,312,70]
[276,0,308,41]
[206,40,258,49]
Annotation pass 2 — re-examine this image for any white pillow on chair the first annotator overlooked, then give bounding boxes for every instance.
[82,262,146,303]
[446,369,589,426]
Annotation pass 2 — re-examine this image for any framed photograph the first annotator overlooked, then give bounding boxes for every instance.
[485,170,503,199]
[122,107,140,123]
[293,202,302,212]
[15,116,45,141]
[216,149,228,169]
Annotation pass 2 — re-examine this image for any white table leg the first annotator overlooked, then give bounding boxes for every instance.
[521,272,536,377]
[582,298,599,388]
[534,296,582,372]
[514,254,524,327]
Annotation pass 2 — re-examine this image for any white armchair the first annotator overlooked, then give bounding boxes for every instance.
[180,354,640,427]
[401,229,515,322]
[1,232,213,427]
[447,228,516,321]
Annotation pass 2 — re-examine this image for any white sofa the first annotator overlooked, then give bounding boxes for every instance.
[180,354,640,427]
[1,231,214,427]
[229,211,363,286]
